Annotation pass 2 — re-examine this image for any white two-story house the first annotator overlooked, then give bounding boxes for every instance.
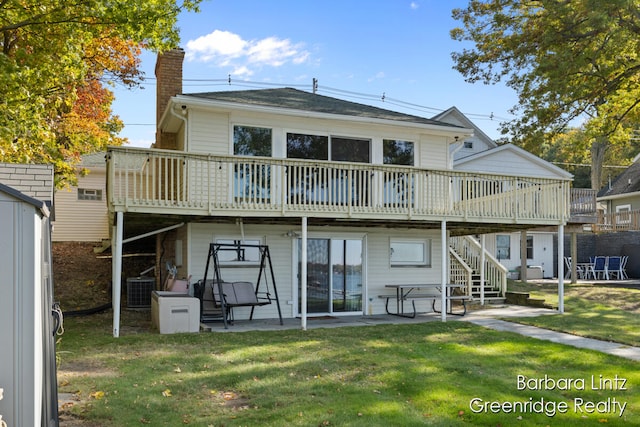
[106,50,573,335]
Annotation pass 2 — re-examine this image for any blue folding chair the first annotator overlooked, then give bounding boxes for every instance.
[588,256,608,280]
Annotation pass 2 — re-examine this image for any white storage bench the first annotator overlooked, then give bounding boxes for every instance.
[151,291,200,334]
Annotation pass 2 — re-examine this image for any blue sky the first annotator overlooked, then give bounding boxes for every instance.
[112,0,518,147]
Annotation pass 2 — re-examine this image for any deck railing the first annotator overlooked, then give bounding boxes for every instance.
[570,188,597,216]
[595,209,640,232]
[107,147,571,224]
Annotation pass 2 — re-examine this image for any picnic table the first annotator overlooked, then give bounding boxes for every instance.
[379,283,470,318]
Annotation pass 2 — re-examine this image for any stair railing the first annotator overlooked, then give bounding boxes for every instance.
[449,235,507,297]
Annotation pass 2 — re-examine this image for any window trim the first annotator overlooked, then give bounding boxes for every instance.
[215,238,263,266]
[232,124,273,157]
[389,238,431,267]
[77,188,103,201]
[496,234,511,260]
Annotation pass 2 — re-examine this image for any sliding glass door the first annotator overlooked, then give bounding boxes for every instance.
[298,238,363,314]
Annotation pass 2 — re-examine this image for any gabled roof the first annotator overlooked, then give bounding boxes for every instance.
[0,182,50,217]
[597,158,640,198]
[431,106,497,148]
[454,144,573,179]
[80,152,107,168]
[179,88,464,130]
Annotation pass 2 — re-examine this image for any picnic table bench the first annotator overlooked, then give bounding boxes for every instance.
[378,283,471,318]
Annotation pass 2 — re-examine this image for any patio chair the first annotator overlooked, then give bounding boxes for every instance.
[564,257,585,280]
[607,256,623,280]
[588,256,608,280]
[621,256,629,279]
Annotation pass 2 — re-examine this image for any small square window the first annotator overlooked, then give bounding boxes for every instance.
[464,140,473,149]
[78,188,102,201]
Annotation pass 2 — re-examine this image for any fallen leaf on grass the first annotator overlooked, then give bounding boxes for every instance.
[162,389,172,397]
[90,391,105,400]
[223,391,237,400]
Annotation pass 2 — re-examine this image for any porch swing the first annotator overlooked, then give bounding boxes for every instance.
[195,242,283,329]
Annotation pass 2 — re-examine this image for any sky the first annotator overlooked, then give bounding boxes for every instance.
[111,0,519,148]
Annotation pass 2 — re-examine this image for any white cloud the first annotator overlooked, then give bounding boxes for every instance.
[185,30,310,75]
[368,71,386,82]
[410,2,419,10]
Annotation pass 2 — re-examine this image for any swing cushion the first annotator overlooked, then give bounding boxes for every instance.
[231,282,259,305]
[210,281,270,307]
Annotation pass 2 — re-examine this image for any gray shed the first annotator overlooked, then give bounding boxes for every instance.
[0,183,59,426]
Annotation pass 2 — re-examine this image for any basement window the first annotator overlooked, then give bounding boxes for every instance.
[77,188,102,201]
[390,239,430,267]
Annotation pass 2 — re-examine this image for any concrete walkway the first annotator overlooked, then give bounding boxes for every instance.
[462,306,640,361]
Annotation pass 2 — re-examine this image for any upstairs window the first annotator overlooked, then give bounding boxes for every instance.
[464,140,473,149]
[331,137,370,163]
[234,125,272,156]
[287,133,328,160]
[78,188,102,201]
[383,140,414,166]
[286,133,370,163]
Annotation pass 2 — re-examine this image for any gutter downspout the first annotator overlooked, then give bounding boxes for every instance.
[168,104,189,151]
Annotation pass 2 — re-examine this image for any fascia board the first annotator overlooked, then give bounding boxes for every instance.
[171,95,474,138]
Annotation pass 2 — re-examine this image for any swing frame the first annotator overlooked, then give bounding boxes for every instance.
[199,242,283,329]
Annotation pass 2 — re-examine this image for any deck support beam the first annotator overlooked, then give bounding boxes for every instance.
[441,221,447,322]
[112,212,123,338]
[301,217,308,331]
[558,224,565,314]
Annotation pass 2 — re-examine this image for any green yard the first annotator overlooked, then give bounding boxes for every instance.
[57,282,640,426]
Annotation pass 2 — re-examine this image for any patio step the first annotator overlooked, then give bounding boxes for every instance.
[505,291,554,309]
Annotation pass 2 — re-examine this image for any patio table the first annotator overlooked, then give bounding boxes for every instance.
[380,283,469,318]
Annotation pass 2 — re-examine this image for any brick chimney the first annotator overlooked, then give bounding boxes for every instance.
[155,48,185,149]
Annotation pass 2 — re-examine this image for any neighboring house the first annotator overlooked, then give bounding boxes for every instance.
[431,106,498,165]
[0,177,59,425]
[0,162,54,215]
[52,152,109,242]
[106,49,574,335]
[596,153,640,231]
[452,144,574,279]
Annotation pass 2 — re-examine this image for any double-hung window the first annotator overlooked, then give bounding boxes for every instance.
[233,125,272,201]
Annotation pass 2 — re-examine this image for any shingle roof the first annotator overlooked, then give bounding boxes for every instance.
[598,160,640,197]
[182,88,462,129]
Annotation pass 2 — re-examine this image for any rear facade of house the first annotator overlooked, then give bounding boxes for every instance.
[106,50,572,326]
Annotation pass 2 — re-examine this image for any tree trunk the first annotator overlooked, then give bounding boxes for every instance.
[590,137,607,190]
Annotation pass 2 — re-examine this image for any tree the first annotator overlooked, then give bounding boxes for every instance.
[0,0,201,186]
[450,0,640,189]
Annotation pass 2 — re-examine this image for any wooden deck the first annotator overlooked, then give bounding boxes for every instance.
[107,147,574,230]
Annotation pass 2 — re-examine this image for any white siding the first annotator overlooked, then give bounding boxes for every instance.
[187,222,443,319]
[418,134,449,169]
[456,149,562,179]
[52,168,109,242]
[186,107,454,168]
[488,232,555,278]
[190,110,230,155]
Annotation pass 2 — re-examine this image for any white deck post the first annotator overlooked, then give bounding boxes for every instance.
[558,224,565,313]
[112,211,123,337]
[301,217,308,330]
[480,234,486,305]
[441,221,447,322]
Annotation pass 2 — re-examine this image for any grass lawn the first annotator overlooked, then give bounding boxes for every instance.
[507,280,640,347]
[58,289,640,426]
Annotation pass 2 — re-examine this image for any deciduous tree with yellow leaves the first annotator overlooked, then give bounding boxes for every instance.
[1,0,201,186]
